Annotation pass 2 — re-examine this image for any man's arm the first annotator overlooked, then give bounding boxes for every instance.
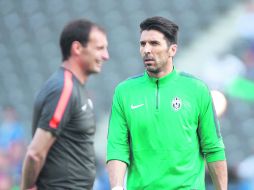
[107,160,127,189]
[21,128,56,190]
[207,160,228,190]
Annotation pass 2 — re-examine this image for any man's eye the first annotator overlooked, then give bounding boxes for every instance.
[150,41,159,45]
[140,42,146,46]
[97,46,104,50]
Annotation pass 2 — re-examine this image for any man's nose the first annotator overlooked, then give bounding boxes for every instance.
[102,49,110,61]
[143,44,152,54]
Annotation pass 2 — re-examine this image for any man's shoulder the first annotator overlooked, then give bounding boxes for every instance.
[116,73,145,90]
[36,68,74,99]
[177,71,208,89]
[177,71,200,81]
[41,69,64,91]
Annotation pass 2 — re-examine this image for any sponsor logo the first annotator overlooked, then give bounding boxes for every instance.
[131,104,145,109]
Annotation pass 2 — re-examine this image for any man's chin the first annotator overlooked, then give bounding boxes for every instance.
[87,68,101,75]
[93,68,102,74]
[146,66,159,74]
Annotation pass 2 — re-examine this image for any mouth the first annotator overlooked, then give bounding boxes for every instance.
[94,61,103,70]
[96,60,103,65]
[144,58,155,65]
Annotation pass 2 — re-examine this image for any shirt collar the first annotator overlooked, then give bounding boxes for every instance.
[145,67,177,85]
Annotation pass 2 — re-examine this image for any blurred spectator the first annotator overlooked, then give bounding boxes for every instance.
[0,105,26,151]
[200,53,246,90]
[237,155,254,190]
[242,43,254,80]
[225,41,254,101]
[0,151,10,173]
[93,158,110,190]
[0,105,26,188]
[236,0,254,40]
[0,174,12,190]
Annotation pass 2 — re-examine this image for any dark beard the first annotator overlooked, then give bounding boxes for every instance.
[145,66,160,74]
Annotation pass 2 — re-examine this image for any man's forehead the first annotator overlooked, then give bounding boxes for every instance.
[140,30,165,41]
[88,28,107,43]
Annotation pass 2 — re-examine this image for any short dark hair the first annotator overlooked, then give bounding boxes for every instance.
[140,16,179,44]
[60,19,105,61]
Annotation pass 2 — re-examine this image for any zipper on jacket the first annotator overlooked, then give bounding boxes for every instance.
[156,80,159,109]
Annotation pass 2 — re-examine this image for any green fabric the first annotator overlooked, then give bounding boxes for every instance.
[226,76,254,101]
[107,69,225,189]
[11,186,19,190]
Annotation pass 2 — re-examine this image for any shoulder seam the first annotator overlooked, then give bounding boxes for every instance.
[178,72,202,81]
[126,73,144,80]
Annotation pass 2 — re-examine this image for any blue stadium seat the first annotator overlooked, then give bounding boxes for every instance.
[22,0,40,15]
[3,12,21,31]
[0,44,8,58]
[16,42,34,62]
[45,0,66,16]
[10,27,27,46]
[71,0,90,11]
[28,12,47,32]
[0,0,15,15]
[34,26,52,45]
[94,0,116,15]
[120,0,142,13]
[50,11,71,32]
[103,10,123,29]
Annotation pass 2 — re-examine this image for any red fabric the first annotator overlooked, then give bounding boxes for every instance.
[49,71,73,129]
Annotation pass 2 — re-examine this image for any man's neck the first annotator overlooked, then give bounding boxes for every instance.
[62,59,88,84]
[147,63,173,78]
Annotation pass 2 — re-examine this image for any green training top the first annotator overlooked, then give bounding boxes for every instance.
[107,68,226,190]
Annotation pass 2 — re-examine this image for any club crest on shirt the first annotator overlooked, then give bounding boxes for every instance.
[171,97,182,111]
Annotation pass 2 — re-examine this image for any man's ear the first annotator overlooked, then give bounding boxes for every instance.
[70,41,82,56]
[168,44,177,57]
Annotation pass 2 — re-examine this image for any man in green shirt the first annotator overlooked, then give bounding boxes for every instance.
[107,16,227,190]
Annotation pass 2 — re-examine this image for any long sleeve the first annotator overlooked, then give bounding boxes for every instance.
[107,86,130,165]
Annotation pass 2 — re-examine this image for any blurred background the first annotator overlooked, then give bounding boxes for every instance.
[0,0,254,189]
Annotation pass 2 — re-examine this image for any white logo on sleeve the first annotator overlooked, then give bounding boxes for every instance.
[88,99,93,109]
[131,104,145,109]
[81,104,87,111]
[172,97,181,111]
[81,99,94,112]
